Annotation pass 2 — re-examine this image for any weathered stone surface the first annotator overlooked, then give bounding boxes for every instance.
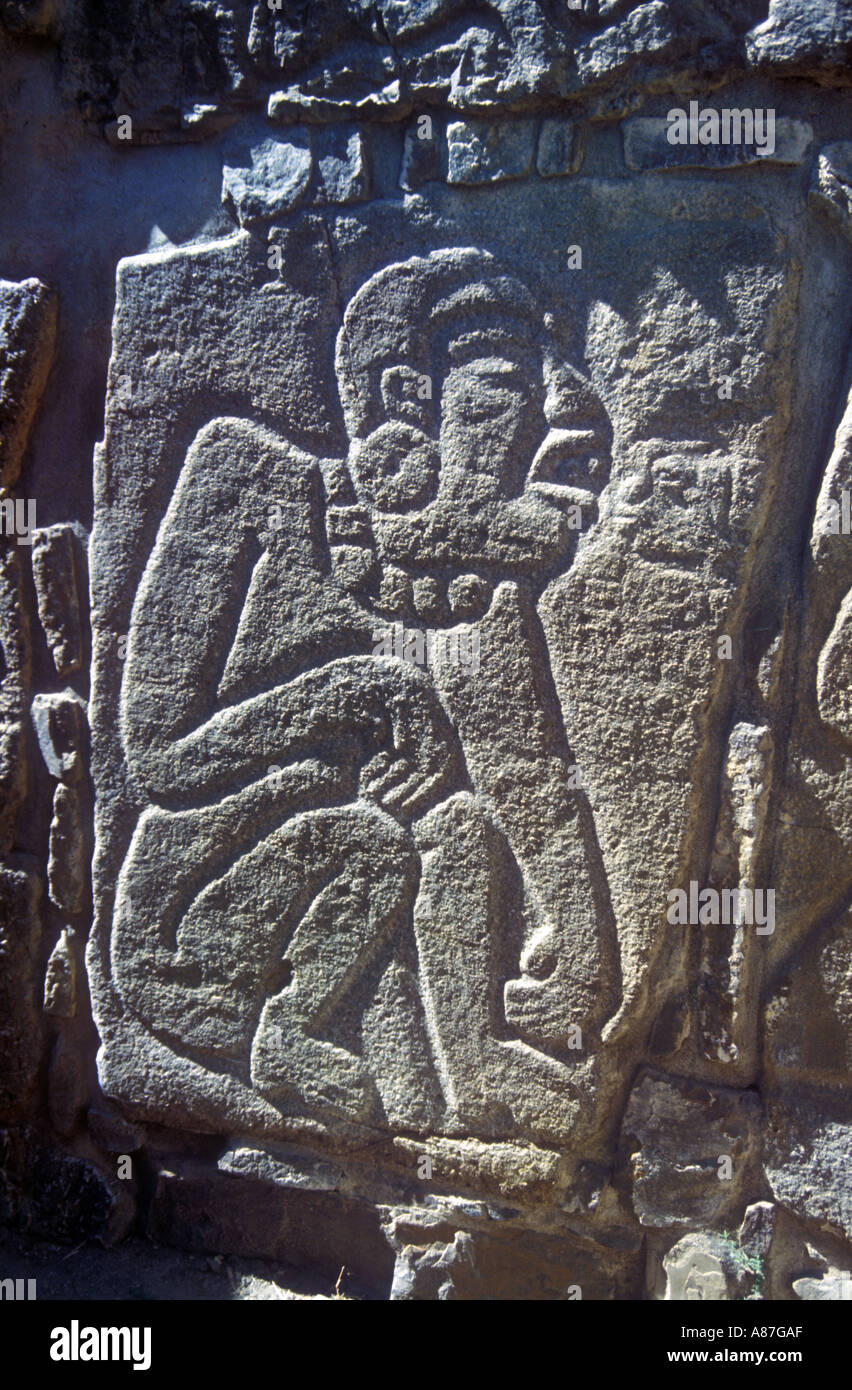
[792,1241,852,1300]
[312,125,370,204]
[399,117,446,191]
[0,1123,134,1245]
[385,1210,641,1299]
[0,277,56,488]
[47,1031,88,1136]
[0,861,43,1113]
[47,782,88,915]
[13,0,847,149]
[623,116,813,172]
[389,1228,478,1300]
[0,550,30,851]
[85,159,808,1178]
[0,275,51,864]
[218,1142,345,1194]
[25,1146,134,1246]
[765,1092,852,1242]
[662,1232,753,1302]
[765,236,852,1028]
[691,720,775,1075]
[738,1201,776,1264]
[765,909,852,1085]
[809,142,852,236]
[31,524,84,677]
[86,1100,144,1156]
[765,1212,852,1300]
[623,1070,762,1227]
[746,0,852,70]
[576,3,677,86]
[391,1135,568,1205]
[147,1157,395,1294]
[89,236,633,1149]
[2,0,852,1306]
[30,690,87,784]
[222,127,312,226]
[142,1142,641,1298]
[43,926,78,1018]
[446,118,536,185]
[537,118,583,178]
[760,329,852,1255]
[818,590,852,738]
[0,721,25,853]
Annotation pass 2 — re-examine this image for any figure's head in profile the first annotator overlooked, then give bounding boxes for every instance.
[335,248,612,530]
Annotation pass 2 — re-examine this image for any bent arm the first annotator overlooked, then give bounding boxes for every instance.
[132,654,461,806]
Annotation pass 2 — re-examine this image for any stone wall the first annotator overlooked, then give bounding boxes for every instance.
[1,0,852,1300]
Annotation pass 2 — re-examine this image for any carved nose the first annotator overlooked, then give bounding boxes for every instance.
[528,428,610,501]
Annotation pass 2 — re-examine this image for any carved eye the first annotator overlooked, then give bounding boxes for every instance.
[456,383,518,424]
[443,358,534,428]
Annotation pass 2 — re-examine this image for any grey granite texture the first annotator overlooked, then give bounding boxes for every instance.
[1,0,852,1301]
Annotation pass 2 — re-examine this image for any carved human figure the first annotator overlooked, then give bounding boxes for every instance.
[113,248,619,1142]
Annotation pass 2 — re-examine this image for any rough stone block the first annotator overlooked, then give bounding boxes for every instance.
[446,118,536,185]
[30,690,87,783]
[765,1091,852,1242]
[386,1206,642,1300]
[0,860,43,1112]
[0,721,25,855]
[399,116,447,190]
[86,1101,145,1156]
[43,926,78,1018]
[0,277,56,489]
[662,1232,754,1301]
[312,125,370,203]
[26,1147,134,1246]
[622,1070,762,1227]
[746,0,852,68]
[738,1201,776,1263]
[267,80,405,125]
[537,118,583,177]
[31,524,84,677]
[0,545,30,852]
[147,1158,394,1295]
[576,2,677,85]
[47,782,88,915]
[765,909,852,1085]
[622,115,813,172]
[47,1032,88,1136]
[222,127,312,226]
[809,142,852,236]
[793,1252,852,1300]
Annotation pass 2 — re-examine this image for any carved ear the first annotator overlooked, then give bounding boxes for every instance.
[380,365,433,431]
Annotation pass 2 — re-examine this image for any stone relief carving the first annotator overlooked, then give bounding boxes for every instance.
[3,0,852,1306]
[103,249,619,1143]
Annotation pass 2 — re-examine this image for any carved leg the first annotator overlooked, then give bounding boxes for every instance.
[112,773,313,1055]
[251,803,418,1122]
[412,792,582,1145]
[113,780,417,1127]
